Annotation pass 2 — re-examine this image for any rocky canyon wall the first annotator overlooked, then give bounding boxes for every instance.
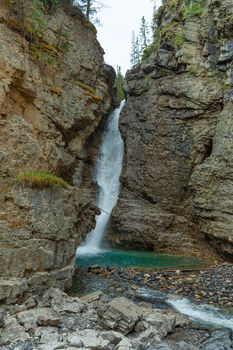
[110,0,233,259]
[0,1,116,303]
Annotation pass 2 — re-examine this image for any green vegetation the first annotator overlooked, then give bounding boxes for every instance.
[174,31,184,49]
[168,0,180,9]
[16,172,69,189]
[115,66,125,103]
[77,80,96,94]
[130,16,151,67]
[141,42,157,61]
[184,0,206,18]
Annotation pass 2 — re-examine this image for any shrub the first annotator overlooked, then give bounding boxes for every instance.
[16,172,69,189]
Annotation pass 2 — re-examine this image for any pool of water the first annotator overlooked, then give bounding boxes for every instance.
[76,249,209,270]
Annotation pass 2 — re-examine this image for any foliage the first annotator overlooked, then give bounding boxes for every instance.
[74,0,103,24]
[115,66,125,103]
[130,15,152,67]
[141,42,157,61]
[184,0,206,18]
[16,172,69,189]
[174,30,184,48]
[139,16,150,55]
[130,31,140,67]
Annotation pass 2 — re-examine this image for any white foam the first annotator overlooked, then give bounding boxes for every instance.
[168,296,233,330]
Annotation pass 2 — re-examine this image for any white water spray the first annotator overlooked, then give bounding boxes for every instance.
[168,296,233,330]
[77,101,124,254]
[138,288,233,330]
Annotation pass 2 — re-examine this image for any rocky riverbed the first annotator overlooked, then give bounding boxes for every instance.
[1,284,233,350]
[84,263,233,307]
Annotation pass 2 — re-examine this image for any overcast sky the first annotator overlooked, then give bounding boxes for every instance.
[97,0,162,74]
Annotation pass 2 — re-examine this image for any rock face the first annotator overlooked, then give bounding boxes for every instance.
[110,0,233,259]
[0,1,116,303]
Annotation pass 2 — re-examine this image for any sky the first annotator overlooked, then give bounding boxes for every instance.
[97,0,162,74]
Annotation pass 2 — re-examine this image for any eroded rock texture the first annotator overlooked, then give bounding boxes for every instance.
[0,1,116,303]
[110,0,233,259]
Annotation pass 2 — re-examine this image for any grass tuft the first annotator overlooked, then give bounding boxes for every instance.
[16,172,69,189]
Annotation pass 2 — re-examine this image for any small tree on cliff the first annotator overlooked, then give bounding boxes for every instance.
[74,0,103,22]
[139,16,150,54]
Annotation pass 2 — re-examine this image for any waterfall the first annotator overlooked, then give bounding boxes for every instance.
[77,101,125,254]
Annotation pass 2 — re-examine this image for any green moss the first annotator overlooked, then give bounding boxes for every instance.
[76,81,103,103]
[77,80,96,94]
[16,172,69,189]
[174,31,184,48]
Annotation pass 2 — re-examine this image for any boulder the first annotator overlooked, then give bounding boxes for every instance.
[68,329,110,349]
[201,329,233,350]
[17,307,60,327]
[98,297,142,335]
[0,316,30,345]
[81,290,104,303]
[41,288,87,314]
[117,338,134,350]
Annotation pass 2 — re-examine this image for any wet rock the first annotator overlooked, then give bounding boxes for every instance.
[98,297,142,335]
[201,329,233,350]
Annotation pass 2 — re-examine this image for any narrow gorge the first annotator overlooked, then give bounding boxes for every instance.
[1,0,233,349]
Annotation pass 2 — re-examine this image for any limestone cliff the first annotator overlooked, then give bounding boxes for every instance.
[0,1,116,303]
[110,0,233,259]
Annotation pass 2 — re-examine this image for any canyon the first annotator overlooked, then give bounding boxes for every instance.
[1,0,233,306]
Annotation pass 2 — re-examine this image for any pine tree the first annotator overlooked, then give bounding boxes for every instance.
[115,66,125,103]
[130,31,140,67]
[139,16,150,54]
[151,1,157,40]
[74,0,103,22]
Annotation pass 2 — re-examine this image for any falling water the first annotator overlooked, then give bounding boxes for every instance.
[77,101,124,254]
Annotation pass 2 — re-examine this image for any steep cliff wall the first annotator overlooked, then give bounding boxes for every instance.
[0,1,116,303]
[110,0,233,259]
